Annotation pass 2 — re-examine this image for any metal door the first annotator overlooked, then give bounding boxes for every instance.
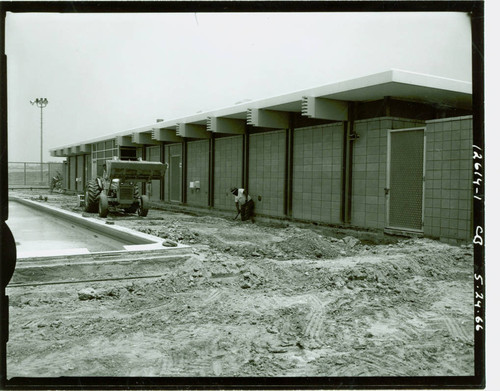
[386,128,425,232]
[170,155,181,202]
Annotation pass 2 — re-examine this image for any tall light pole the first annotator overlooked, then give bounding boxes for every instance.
[30,98,48,184]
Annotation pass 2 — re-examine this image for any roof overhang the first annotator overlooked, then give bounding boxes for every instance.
[51,69,472,156]
[319,71,471,108]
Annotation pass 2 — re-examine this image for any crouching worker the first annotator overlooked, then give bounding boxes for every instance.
[231,187,255,223]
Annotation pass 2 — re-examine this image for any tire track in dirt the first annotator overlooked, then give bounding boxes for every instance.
[344,305,435,376]
[154,342,215,376]
[398,323,423,341]
[304,295,326,345]
[165,357,213,376]
[440,315,472,343]
[203,288,222,305]
[354,353,414,376]
[135,355,211,376]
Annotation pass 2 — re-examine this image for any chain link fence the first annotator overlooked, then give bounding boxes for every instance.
[8,162,64,188]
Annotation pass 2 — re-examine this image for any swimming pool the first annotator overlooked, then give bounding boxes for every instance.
[7,197,178,259]
[8,201,127,256]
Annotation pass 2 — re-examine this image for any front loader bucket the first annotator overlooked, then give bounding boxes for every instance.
[106,160,167,182]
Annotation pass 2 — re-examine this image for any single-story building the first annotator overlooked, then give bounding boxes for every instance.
[51,69,473,242]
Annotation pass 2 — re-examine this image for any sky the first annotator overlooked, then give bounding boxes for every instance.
[5,11,472,162]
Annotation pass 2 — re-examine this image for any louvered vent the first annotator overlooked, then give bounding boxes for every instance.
[246,109,254,125]
[207,117,214,132]
[175,124,182,136]
[301,96,312,118]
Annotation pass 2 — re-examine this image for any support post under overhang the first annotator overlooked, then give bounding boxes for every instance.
[208,132,215,208]
[152,128,183,143]
[301,96,348,121]
[243,126,250,192]
[181,140,187,204]
[176,123,209,139]
[246,109,289,129]
[284,120,294,217]
[342,102,357,224]
[207,117,246,134]
[160,144,165,201]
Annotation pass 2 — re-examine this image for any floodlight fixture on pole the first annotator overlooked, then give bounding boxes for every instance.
[30,98,49,184]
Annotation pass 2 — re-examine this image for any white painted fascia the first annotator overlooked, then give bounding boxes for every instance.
[51,69,472,154]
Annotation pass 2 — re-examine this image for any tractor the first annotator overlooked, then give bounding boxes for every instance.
[84,159,167,218]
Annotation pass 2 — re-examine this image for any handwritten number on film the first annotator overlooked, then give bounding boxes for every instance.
[472,146,484,332]
[473,145,482,201]
[472,146,483,245]
[474,274,484,331]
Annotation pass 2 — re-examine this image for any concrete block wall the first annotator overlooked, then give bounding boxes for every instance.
[68,156,76,191]
[164,143,182,202]
[186,140,209,206]
[292,123,343,224]
[351,117,425,229]
[85,155,92,186]
[249,130,286,217]
[214,135,243,211]
[424,115,472,241]
[146,146,161,201]
[62,161,68,189]
[76,155,85,192]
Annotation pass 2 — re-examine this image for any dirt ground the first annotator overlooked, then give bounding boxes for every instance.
[6,190,474,378]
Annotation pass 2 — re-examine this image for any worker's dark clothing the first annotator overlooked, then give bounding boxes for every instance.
[240,199,255,221]
[233,188,255,222]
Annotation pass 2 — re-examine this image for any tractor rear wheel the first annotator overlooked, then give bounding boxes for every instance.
[137,195,149,217]
[84,180,101,213]
[98,193,109,218]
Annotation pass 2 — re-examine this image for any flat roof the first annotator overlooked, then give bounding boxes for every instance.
[51,69,472,154]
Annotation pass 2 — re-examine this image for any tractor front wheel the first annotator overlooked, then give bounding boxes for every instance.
[98,193,109,218]
[137,195,149,217]
[84,180,101,213]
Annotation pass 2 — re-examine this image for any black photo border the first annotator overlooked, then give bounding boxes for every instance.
[0,1,485,389]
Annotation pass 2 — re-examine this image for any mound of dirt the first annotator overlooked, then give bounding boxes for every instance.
[271,228,345,259]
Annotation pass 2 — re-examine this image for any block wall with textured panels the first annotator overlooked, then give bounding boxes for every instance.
[146,146,161,201]
[424,116,472,241]
[214,135,243,211]
[163,143,182,202]
[249,130,286,217]
[292,123,343,224]
[351,117,425,229]
[68,156,76,191]
[186,140,210,206]
[76,155,85,192]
